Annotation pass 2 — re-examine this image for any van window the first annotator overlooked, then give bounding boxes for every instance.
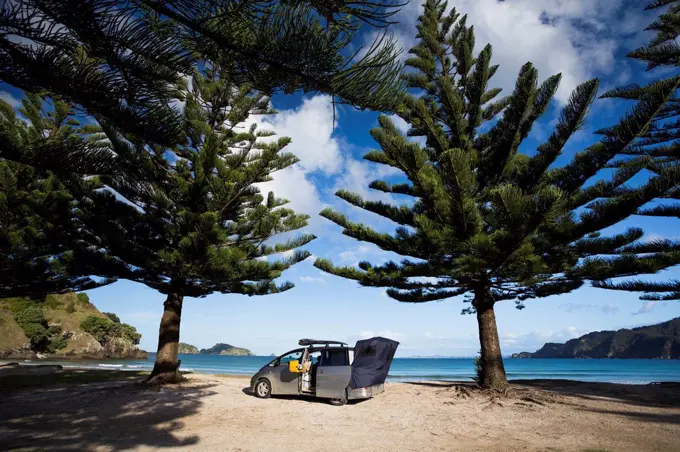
[278,350,302,365]
[319,349,349,367]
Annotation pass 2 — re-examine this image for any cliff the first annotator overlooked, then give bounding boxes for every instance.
[178,343,199,354]
[0,293,147,360]
[200,343,253,356]
[512,318,680,359]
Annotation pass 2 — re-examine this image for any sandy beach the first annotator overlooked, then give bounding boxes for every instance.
[0,372,679,451]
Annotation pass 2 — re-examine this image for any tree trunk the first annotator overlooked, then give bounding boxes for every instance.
[474,290,508,389]
[147,291,184,384]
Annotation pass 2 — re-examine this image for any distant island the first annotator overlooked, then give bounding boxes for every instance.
[178,343,199,354]
[0,293,146,360]
[199,343,253,356]
[512,317,680,359]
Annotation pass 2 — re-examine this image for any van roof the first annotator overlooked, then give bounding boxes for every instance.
[298,339,348,347]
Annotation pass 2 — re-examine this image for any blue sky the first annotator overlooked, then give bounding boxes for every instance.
[3,0,680,357]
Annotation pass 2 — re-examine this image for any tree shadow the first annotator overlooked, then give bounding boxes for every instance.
[0,374,217,450]
[512,379,680,408]
[577,406,680,425]
[403,381,475,389]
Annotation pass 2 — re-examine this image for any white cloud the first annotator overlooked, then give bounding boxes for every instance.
[633,300,665,315]
[0,91,22,109]
[498,326,585,352]
[338,245,375,266]
[561,303,620,315]
[258,164,323,216]
[388,114,410,135]
[388,0,649,104]
[300,273,326,283]
[256,95,343,174]
[356,330,405,341]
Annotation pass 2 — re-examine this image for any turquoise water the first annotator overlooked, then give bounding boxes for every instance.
[17,354,680,384]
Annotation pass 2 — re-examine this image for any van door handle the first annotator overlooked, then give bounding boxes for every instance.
[318,370,325,374]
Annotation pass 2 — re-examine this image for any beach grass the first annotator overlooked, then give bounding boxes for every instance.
[0,369,148,392]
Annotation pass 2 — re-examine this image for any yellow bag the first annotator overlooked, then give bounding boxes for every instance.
[288,360,300,373]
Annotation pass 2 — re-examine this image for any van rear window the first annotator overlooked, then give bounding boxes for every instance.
[320,349,349,366]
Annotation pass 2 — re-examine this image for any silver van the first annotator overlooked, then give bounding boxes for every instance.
[249,337,399,406]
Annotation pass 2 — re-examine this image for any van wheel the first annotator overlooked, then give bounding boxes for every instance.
[255,379,271,399]
[329,393,347,406]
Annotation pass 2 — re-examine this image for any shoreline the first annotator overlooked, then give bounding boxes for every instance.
[2,361,679,387]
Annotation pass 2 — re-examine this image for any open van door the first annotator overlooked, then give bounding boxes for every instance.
[349,337,399,390]
[315,348,351,399]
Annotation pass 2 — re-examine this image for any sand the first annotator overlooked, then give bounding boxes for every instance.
[1,373,679,451]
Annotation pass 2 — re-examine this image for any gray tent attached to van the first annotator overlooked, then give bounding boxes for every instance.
[349,337,399,389]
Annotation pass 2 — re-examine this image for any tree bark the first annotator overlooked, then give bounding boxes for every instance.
[474,289,508,389]
[147,291,184,384]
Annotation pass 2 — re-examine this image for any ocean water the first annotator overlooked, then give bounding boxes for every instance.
[12,354,680,384]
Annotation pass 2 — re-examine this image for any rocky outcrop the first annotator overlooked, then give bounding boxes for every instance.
[199,343,253,356]
[178,343,199,354]
[512,317,680,359]
[0,345,37,360]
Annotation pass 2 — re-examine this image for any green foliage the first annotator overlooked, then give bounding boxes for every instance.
[80,316,115,345]
[46,324,62,336]
[104,313,121,324]
[4,293,136,352]
[0,94,116,299]
[9,299,66,352]
[472,352,484,385]
[21,322,48,348]
[6,298,34,314]
[317,0,677,307]
[44,295,61,309]
[120,324,141,346]
[15,307,45,326]
[590,0,680,301]
[47,335,68,353]
[80,315,142,346]
[0,0,405,302]
[314,0,680,387]
[0,0,404,148]
[76,67,314,299]
[77,293,90,304]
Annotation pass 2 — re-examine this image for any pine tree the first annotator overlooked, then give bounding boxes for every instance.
[75,67,315,382]
[592,0,680,300]
[314,0,680,388]
[0,94,116,298]
[0,0,405,301]
[0,0,405,150]
[0,0,192,147]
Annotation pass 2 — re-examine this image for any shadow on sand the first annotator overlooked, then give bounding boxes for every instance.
[512,379,680,408]
[405,379,680,408]
[0,373,218,450]
[241,387,368,406]
[405,379,680,426]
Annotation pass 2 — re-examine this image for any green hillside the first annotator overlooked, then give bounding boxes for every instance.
[199,343,253,356]
[0,293,146,360]
[178,343,199,354]
[513,318,680,359]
